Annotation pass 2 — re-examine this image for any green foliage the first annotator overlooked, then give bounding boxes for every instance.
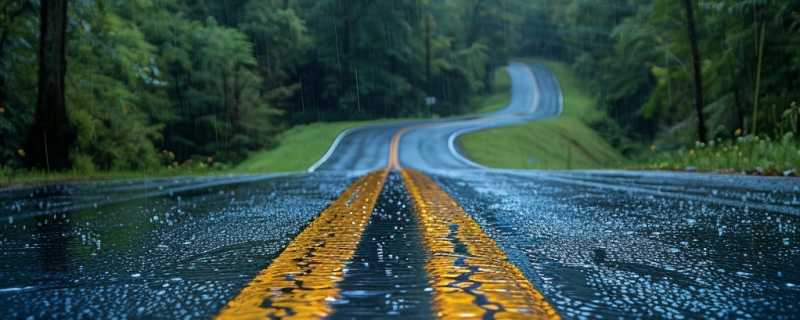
[0,0,38,168]
[66,2,163,170]
[642,133,800,174]
[521,0,800,158]
[0,0,536,176]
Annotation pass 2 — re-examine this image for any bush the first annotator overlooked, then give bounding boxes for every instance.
[641,132,800,175]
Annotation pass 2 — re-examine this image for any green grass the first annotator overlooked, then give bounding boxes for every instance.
[472,67,512,114]
[0,167,219,188]
[459,58,625,169]
[638,134,800,175]
[235,120,396,173]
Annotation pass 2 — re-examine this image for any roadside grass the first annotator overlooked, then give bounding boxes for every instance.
[638,134,800,175]
[459,58,626,169]
[0,167,218,188]
[235,120,397,173]
[472,68,512,114]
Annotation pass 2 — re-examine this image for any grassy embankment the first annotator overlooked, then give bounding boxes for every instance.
[458,59,625,169]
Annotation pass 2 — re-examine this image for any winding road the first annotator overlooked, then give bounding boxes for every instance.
[1,63,799,319]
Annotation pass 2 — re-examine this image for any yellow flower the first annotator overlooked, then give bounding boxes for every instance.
[735,128,742,136]
[17,149,25,157]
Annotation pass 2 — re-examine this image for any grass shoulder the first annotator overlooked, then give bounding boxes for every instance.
[0,167,221,188]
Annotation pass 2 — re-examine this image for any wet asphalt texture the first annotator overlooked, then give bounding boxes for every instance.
[1,63,799,319]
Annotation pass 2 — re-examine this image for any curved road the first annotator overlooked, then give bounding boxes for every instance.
[1,63,799,319]
[311,62,563,172]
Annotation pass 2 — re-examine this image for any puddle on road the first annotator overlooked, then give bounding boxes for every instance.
[0,173,353,319]
[433,172,800,319]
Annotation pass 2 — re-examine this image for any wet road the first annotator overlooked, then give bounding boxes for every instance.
[430,169,800,318]
[2,63,800,319]
[1,173,359,318]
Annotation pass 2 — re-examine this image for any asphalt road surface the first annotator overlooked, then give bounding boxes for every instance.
[1,63,799,319]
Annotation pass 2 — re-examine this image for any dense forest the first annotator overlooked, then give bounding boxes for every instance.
[1,0,798,174]
[521,0,800,154]
[1,0,525,172]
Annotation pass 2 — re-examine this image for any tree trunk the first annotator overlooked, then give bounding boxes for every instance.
[752,22,766,136]
[483,63,494,94]
[26,0,72,171]
[681,0,708,143]
[424,14,432,94]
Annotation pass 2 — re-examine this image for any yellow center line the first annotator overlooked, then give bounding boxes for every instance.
[218,120,559,319]
[388,127,411,170]
[216,170,387,319]
[401,168,560,320]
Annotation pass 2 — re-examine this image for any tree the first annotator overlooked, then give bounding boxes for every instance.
[681,0,708,143]
[0,1,37,167]
[462,0,524,93]
[26,0,73,170]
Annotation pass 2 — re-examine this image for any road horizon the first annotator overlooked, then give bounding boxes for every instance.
[1,62,799,319]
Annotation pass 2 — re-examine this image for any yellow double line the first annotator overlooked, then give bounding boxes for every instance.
[216,128,559,319]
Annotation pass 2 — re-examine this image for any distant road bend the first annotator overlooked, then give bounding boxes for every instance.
[1,63,799,319]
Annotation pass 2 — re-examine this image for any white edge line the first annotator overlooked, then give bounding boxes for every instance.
[550,66,565,115]
[518,62,541,114]
[447,127,490,170]
[308,127,355,172]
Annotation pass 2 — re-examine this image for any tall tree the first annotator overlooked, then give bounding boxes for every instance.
[681,0,708,143]
[26,0,73,170]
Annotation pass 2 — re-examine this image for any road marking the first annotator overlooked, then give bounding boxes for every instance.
[447,126,492,170]
[401,168,560,319]
[215,170,387,319]
[219,62,559,319]
[388,126,411,170]
[307,128,356,172]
